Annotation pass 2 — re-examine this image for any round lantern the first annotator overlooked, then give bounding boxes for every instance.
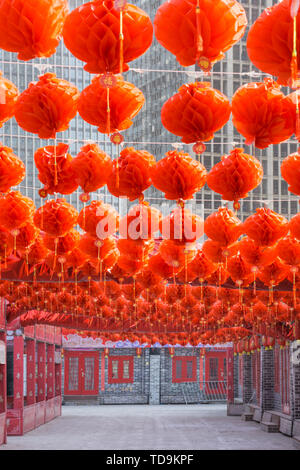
[78,75,144,135]
[26,237,49,265]
[107,147,155,201]
[43,229,80,255]
[204,207,242,246]
[119,204,161,241]
[207,148,263,209]
[78,200,119,238]
[0,226,14,259]
[0,143,25,192]
[232,79,295,149]
[243,208,289,247]
[34,144,78,196]
[151,150,207,200]
[71,144,112,195]
[15,73,79,139]
[78,234,117,260]
[276,236,300,265]
[227,253,252,283]
[237,236,277,268]
[63,0,153,74]
[148,253,177,279]
[161,82,231,145]
[188,249,217,280]
[117,238,155,261]
[0,191,35,230]
[160,207,204,244]
[15,222,39,252]
[159,239,197,269]
[290,213,300,240]
[0,72,19,127]
[247,0,300,86]
[202,239,239,264]
[281,151,300,196]
[154,0,247,71]
[34,199,78,237]
[0,0,68,61]
[258,259,289,287]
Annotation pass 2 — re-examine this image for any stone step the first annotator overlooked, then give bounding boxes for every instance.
[261,422,280,433]
[241,412,253,421]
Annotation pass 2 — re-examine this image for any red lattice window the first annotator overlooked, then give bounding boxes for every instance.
[108,356,134,384]
[172,356,197,383]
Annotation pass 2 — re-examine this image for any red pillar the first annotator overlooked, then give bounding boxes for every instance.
[227,347,234,404]
[26,340,36,406]
[55,349,62,396]
[13,335,24,410]
[37,342,46,402]
[47,344,55,399]
[0,330,7,444]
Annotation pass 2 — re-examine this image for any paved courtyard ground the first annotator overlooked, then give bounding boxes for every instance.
[0,404,295,450]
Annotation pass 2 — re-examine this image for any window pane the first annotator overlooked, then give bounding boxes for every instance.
[84,357,94,391]
[123,360,130,379]
[68,357,79,391]
[209,358,218,381]
[175,360,182,379]
[112,360,118,379]
[186,360,193,379]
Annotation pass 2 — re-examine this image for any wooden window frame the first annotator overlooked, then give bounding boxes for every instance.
[172,356,197,383]
[108,356,134,384]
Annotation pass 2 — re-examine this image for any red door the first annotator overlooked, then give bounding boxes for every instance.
[205,351,227,396]
[64,351,99,396]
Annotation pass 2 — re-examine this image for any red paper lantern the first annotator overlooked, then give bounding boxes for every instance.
[232,79,295,149]
[43,229,80,255]
[148,253,177,279]
[107,147,155,200]
[290,213,300,240]
[34,144,78,196]
[71,144,112,194]
[243,208,289,247]
[34,199,78,237]
[204,207,241,246]
[188,249,217,280]
[202,239,238,264]
[78,200,119,238]
[0,226,14,259]
[207,148,263,208]
[160,207,204,243]
[15,73,79,139]
[237,237,277,268]
[247,0,300,86]
[227,253,252,283]
[63,0,153,74]
[65,248,88,271]
[15,222,39,252]
[0,143,25,192]
[26,237,49,265]
[258,259,289,287]
[0,72,19,126]
[151,150,207,200]
[159,239,196,269]
[0,191,35,230]
[281,151,300,196]
[117,239,155,261]
[78,75,144,135]
[119,204,161,240]
[117,256,143,277]
[161,82,231,144]
[154,0,247,70]
[0,0,68,61]
[78,234,117,260]
[276,236,300,265]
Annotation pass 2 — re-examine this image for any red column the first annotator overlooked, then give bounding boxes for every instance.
[26,340,36,406]
[0,331,7,444]
[55,349,62,396]
[47,344,55,399]
[227,347,234,404]
[37,342,46,402]
[13,335,24,410]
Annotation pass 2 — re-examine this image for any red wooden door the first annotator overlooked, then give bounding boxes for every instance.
[64,351,99,396]
[205,351,227,395]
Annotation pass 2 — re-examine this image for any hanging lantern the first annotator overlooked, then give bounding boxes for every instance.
[154,0,247,71]
[148,253,176,279]
[15,222,39,252]
[107,147,155,200]
[247,0,300,86]
[34,144,78,196]
[78,75,144,135]
[290,212,300,240]
[0,72,19,126]
[15,73,79,139]
[202,239,238,264]
[0,0,68,61]
[63,0,153,74]
[34,199,78,237]
[78,234,117,260]
[159,239,197,270]
[0,143,25,192]
[227,254,252,284]
[43,229,80,256]
[204,207,242,247]
[71,144,112,196]
[0,191,35,231]
[161,82,231,149]
[276,236,300,265]
[160,207,204,244]
[78,200,119,238]
[232,79,295,149]
[119,204,161,241]
[237,237,277,268]
[117,239,155,261]
[26,237,49,265]
[281,151,300,196]
[258,259,289,287]
[206,148,263,210]
[243,208,289,247]
[0,226,14,259]
[188,249,217,280]
[151,150,207,200]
